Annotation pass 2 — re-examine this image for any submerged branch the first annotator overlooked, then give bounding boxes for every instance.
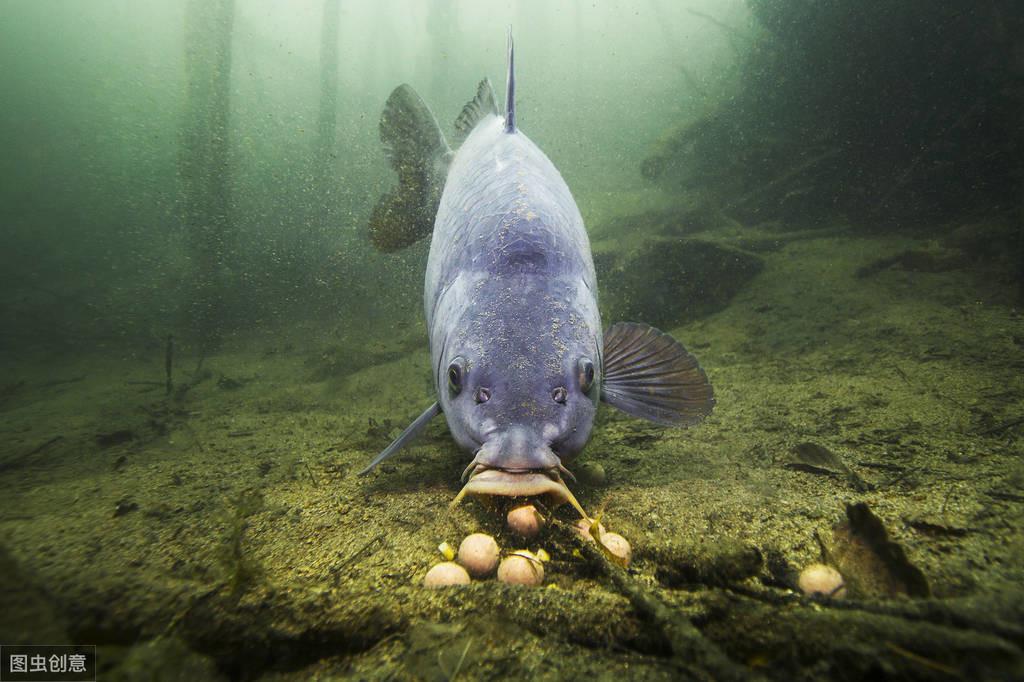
[560,523,758,682]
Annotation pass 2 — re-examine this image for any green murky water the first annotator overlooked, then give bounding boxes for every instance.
[1,1,1022,680]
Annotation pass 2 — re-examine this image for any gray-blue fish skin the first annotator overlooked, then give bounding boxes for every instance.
[426,115,601,475]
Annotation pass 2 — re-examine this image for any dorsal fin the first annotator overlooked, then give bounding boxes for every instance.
[453,78,498,145]
[504,28,516,133]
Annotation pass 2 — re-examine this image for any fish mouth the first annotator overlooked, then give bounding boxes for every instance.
[450,465,590,520]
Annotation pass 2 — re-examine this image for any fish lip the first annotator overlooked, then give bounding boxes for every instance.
[459,466,570,500]
[451,465,592,520]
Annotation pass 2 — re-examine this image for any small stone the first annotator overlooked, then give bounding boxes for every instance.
[798,563,846,598]
[600,532,632,567]
[423,562,471,588]
[578,461,607,486]
[497,551,545,586]
[457,533,500,578]
[507,505,545,539]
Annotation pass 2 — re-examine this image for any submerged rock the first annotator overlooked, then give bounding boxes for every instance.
[595,237,763,329]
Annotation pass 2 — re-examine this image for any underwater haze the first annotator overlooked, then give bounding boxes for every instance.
[1,1,1023,680]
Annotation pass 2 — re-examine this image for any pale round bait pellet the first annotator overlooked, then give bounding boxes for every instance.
[423,561,471,588]
[798,563,846,598]
[457,532,500,578]
[497,551,545,586]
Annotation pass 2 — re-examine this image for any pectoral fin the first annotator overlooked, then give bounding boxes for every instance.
[358,402,442,475]
[601,322,714,427]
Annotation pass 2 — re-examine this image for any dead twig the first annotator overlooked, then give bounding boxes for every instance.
[978,416,1024,436]
[560,522,758,682]
[334,534,386,578]
[437,637,472,681]
[165,334,174,396]
[724,583,1024,644]
[0,435,64,473]
[301,460,320,487]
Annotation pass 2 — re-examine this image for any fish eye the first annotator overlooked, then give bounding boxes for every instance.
[578,358,595,393]
[447,357,466,395]
[475,387,491,404]
[552,386,568,404]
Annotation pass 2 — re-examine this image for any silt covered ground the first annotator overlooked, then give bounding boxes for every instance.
[1,202,1023,680]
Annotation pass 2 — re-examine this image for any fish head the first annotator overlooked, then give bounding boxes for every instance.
[437,276,600,510]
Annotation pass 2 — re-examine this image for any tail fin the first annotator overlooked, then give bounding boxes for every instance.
[368,84,452,252]
[504,28,516,133]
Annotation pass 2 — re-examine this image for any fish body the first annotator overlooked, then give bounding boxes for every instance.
[362,36,714,510]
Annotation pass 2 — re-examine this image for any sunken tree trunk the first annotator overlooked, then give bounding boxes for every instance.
[180,0,235,352]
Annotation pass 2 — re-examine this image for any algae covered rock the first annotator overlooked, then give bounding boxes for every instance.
[596,237,763,329]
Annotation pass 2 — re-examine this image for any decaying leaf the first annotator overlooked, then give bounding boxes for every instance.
[784,442,872,492]
[824,502,930,599]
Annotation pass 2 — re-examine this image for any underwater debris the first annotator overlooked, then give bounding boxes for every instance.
[903,517,970,538]
[562,522,750,681]
[437,636,473,682]
[942,221,1019,265]
[651,539,763,588]
[824,502,930,599]
[304,343,412,382]
[855,248,965,279]
[783,441,872,491]
[978,416,1024,437]
[0,545,70,644]
[96,429,135,448]
[218,490,266,597]
[113,497,139,517]
[216,373,253,390]
[332,534,386,584]
[297,459,320,487]
[164,334,174,396]
[107,636,224,682]
[365,416,395,443]
[0,435,63,473]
